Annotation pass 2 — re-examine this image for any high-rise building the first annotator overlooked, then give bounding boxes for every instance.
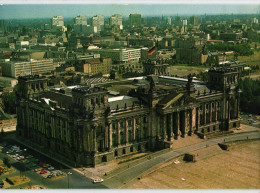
[0,20,7,32]
[129,14,142,27]
[51,16,64,28]
[73,15,88,33]
[74,15,87,25]
[190,16,198,25]
[251,17,258,24]
[90,15,104,32]
[182,19,187,26]
[175,16,181,26]
[109,14,123,29]
[167,17,172,25]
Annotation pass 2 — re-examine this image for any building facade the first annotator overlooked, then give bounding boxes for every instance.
[90,48,141,63]
[175,36,208,65]
[74,15,87,25]
[51,16,64,28]
[109,14,123,29]
[129,14,142,27]
[16,65,241,167]
[0,59,55,78]
[90,15,104,32]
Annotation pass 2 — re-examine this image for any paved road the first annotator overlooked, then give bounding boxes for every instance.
[102,131,260,189]
[1,130,259,189]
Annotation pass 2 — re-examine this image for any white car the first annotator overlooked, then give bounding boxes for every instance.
[48,166,55,171]
[92,177,104,183]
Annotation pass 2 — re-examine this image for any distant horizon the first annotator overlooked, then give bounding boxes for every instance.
[0,4,259,19]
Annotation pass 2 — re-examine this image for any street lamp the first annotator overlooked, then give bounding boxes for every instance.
[67,172,72,189]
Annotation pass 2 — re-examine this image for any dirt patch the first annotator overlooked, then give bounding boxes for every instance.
[49,174,66,180]
[128,140,260,189]
[5,176,30,186]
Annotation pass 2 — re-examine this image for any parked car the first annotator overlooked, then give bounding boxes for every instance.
[43,164,51,168]
[40,170,48,174]
[56,171,63,176]
[47,174,54,178]
[48,166,55,171]
[92,177,104,183]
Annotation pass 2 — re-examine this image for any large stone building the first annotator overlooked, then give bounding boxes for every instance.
[16,66,241,167]
[175,36,208,65]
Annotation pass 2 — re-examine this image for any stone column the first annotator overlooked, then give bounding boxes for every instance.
[236,97,239,119]
[163,115,167,139]
[203,103,206,125]
[109,123,112,149]
[190,108,196,135]
[125,119,128,144]
[227,99,230,121]
[140,116,143,139]
[181,111,186,138]
[215,101,217,122]
[174,112,180,139]
[133,117,136,141]
[168,114,173,141]
[117,121,120,146]
[209,103,212,123]
[197,108,200,128]
[93,125,97,152]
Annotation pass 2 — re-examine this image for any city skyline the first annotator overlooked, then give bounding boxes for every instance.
[0,4,259,19]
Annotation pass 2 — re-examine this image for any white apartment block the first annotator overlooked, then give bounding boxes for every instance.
[90,15,104,32]
[74,15,87,25]
[0,59,55,78]
[91,48,141,63]
[109,14,123,29]
[51,16,64,28]
[182,19,187,26]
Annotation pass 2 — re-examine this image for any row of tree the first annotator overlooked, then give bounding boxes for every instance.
[238,78,260,115]
[1,92,16,115]
[208,43,254,56]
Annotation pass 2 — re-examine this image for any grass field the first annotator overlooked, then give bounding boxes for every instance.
[128,140,260,189]
[167,66,208,77]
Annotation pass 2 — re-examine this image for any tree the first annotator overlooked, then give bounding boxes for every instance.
[0,128,4,142]
[3,157,11,168]
[239,78,260,114]
[110,70,115,79]
[21,26,28,36]
[2,92,16,114]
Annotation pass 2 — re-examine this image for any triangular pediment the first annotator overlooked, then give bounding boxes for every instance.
[162,93,184,109]
[158,92,196,110]
[40,98,55,110]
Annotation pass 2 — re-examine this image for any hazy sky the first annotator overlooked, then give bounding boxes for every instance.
[0,4,259,19]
